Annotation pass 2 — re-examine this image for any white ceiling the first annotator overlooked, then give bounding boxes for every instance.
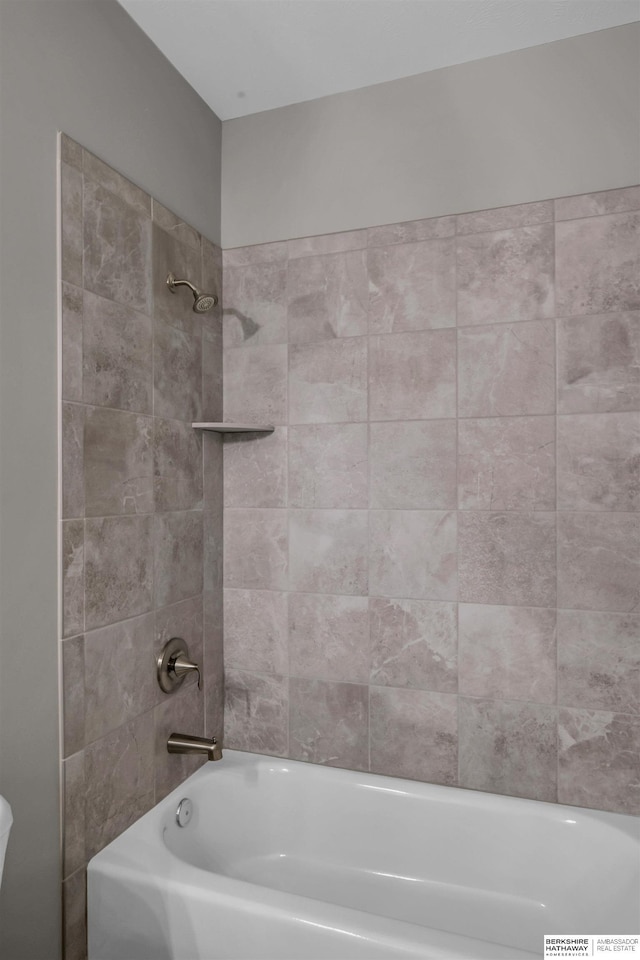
[118,0,639,120]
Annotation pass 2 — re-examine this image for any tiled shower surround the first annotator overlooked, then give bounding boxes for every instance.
[59,136,223,958]
[222,186,640,817]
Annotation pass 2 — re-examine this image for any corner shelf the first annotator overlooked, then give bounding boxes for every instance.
[192,422,274,434]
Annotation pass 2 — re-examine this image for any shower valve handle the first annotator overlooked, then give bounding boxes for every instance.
[171,653,202,691]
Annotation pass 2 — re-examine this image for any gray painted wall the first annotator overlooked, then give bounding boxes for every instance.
[222,23,640,248]
[0,2,221,956]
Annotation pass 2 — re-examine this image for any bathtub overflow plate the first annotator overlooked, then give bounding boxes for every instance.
[176,798,193,828]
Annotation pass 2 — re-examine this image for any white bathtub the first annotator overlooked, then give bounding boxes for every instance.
[88,750,639,960]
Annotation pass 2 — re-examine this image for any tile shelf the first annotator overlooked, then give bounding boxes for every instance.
[192,422,275,434]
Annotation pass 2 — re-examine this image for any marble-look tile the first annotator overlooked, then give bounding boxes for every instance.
[84,613,156,743]
[369,597,457,692]
[204,622,225,744]
[224,260,287,348]
[224,427,287,508]
[459,698,557,802]
[63,520,84,639]
[458,416,556,511]
[457,200,554,235]
[369,511,457,601]
[224,343,288,425]
[63,868,87,960]
[83,149,151,215]
[152,222,203,337]
[288,230,366,258]
[154,417,203,512]
[557,312,640,414]
[555,186,640,221]
[224,669,289,756]
[61,162,83,286]
[201,235,223,343]
[458,512,556,607]
[84,712,155,858]
[82,291,153,414]
[224,588,288,675]
[62,282,83,402]
[153,321,202,422]
[83,179,152,314]
[62,636,85,758]
[153,512,203,608]
[367,216,455,247]
[203,432,223,510]
[457,224,554,327]
[60,134,83,171]
[369,687,458,784]
[289,423,367,508]
[557,413,639,511]
[85,515,153,629]
[458,320,555,417]
[558,708,640,815]
[557,513,640,612]
[288,250,368,343]
[558,610,639,714]
[204,508,223,605]
[154,685,205,802]
[289,593,369,683]
[368,238,456,333]
[556,211,640,316]
[62,402,84,519]
[224,509,288,590]
[289,338,367,424]
[458,604,556,703]
[223,241,288,268]
[369,330,456,421]
[152,198,200,249]
[63,751,85,878]
[370,420,457,509]
[290,678,368,770]
[289,509,368,596]
[202,330,223,421]
[84,407,153,517]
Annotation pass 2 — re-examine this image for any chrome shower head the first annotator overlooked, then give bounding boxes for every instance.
[166,273,218,314]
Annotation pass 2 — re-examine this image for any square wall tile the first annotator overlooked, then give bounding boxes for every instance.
[84,149,151,215]
[154,321,202,422]
[458,417,556,511]
[152,199,201,248]
[61,162,83,286]
[153,418,203,512]
[62,636,85,758]
[288,250,368,343]
[557,312,640,415]
[290,678,368,770]
[457,223,554,326]
[62,402,84,519]
[369,597,457,693]
[458,320,555,418]
[83,291,152,414]
[62,520,84,639]
[223,241,288,267]
[63,752,85,878]
[62,282,83,402]
[152,222,202,336]
[225,343,288,425]
[289,593,369,683]
[154,685,205,801]
[369,330,456,421]
[224,509,288,590]
[554,186,640,220]
[557,513,640,612]
[459,698,557,802]
[558,708,640,815]
[84,407,153,517]
[367,216,455,247]
[288,230,366,259]
[557,412,639,511]
[458,604,556,703]
[224,428,287,508]
[369,687,457,784]
[370,420,457,510]
[224,669,289,756]
[289,338,367,424]
[458,512,556,607]
[289,509,368,596]
[85,515,153,629]
[224,260,287,348]
[224,588,288,675]
[289,423,368,508]
[153,512,203,608]
[368,237,456,334]
[369,510,457,601]
[558,610,639,714]
[456,200,553,235]
[556,212,640,316]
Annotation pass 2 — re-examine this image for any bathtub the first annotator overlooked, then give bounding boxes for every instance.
[88,750,639,960]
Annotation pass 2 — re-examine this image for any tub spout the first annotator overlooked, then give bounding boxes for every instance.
[167,733,223,761]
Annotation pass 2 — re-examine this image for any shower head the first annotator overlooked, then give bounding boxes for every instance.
[166,273,218,314]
